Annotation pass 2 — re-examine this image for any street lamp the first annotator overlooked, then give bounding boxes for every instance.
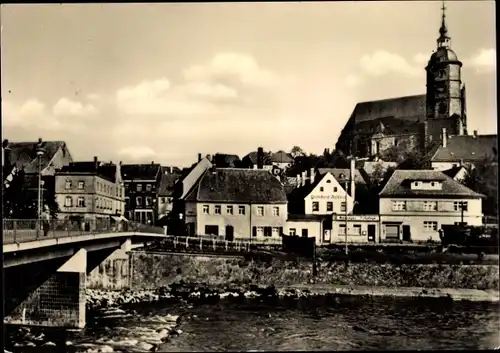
[36,144,45,223]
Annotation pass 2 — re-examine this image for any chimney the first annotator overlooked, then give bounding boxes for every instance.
[93,156,98,170]
[169,166,173,173]
[309,167,315,183]
[301,170,307,187]
[119,161,122,166]
[115,160,122,184]
[442,128,447,148]
[151,160,154,165]
[350,158,356,202]
[473,130,478,138]
[198,153,202,162]
[2,139,11,167]
[296,174,301,187]
[257,147,264,169]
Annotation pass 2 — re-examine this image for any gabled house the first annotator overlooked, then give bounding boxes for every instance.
[157,166,182,225]
[428,129,497,171]
[183,168,287,241]
[121,162,162,224]
[241,147,294,171]
[379,169,484,242]
[55,157,125,224]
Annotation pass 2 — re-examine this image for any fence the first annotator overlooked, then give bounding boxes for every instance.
[2,219,165,245]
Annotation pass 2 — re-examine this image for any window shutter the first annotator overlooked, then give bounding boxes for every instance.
[252,226,257,237]
[279,227,283,236]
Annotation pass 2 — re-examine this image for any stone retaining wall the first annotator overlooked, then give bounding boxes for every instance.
[130,252,500,291]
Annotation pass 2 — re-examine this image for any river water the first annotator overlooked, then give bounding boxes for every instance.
[4,296,500,352]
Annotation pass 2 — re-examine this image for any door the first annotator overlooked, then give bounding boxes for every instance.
[385,224,399,240]
[402,225,411,242]
[367,224,376,242]
[225,225,234,242]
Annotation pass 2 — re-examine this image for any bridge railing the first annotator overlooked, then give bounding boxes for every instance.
[2,219,166,245]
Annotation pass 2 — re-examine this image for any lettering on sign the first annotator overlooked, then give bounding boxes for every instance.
[311,195,346,200]
[336,215,379,222]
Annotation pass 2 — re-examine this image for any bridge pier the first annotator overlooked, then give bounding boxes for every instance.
[87,239,132,290]
[5,249,87,329]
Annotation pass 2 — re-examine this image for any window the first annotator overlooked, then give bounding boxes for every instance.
[256,227,264,237]
[423,221,438,231]
[289,228,296,236]
[264,227,272,237]
[146,197,152,206]
[137,184,142,192]
[301,229,309,237]
[257,206,264,216]
[272,227,280,237]
[203,205,209,214]
[340,202,347,213]
[238,206,246,215]
[319,187,324,192]
[338,224,346,235]
[312,202,319,212]
[161,197,166,204]
[352,224,362,235]
[326,180,331,183]
[124,183,129,191]
[272,207,280,216]
[423,201,438,211]
[392,201,407,211]
[65,196,73,207]
[78,181,84,189]
[454,201,468,212]
[431,182,435,187]
[394,139,398,146]
[214,205,221,214]
[227,205,233,215]
[205,225,219,236]
[97,198,101,209]
[77,197,85,207]
[146,184,152,192]
[333,187,338,192]
[326,202,333,212]
[136,196,142,207]
[65,180,72,189]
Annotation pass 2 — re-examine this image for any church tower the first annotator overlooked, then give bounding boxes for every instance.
[425,2,467,145]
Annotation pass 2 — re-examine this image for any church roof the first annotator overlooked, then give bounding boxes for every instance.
[430,134,498,163]
[5,140,70,174]
[350,94,426,125]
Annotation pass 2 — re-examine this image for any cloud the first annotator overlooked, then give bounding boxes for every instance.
[87,93,101,101]
[183,53,281,87]
[52,97,98,117]
[344,74,363,88]
[3,97,95,132]
[118,146,157,161]
[359,50,422,78]
[468,48,496,73]
[413,53,428,65]
[116,53,285,117]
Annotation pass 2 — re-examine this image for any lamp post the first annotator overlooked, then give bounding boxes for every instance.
[36,146,45,224]
[344,179,348,255]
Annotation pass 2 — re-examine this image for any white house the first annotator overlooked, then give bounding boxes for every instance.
[379,169,484,242]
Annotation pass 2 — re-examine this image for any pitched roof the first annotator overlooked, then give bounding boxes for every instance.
[271,150,294,163]
[121,163,161,181]
[430,134,498,162]
[441,165,466,179]
[57,161,119,183]
[6,140,69,174]
[243,151,273,165]
[350,94,426,124]
[316,168,367,185]
[158,169,182,196]
[184,168,287,203]
[379,169,484,199]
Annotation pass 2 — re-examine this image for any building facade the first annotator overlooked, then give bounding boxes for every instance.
[55,158,125,223]
[183,168,287,241]
[157,166,182,225]
[121,163,162,224]
[379,170,484,242]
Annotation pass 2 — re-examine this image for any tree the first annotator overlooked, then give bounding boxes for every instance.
[462,157,498,217]
[382,141,427,170]
[290,146,306,159]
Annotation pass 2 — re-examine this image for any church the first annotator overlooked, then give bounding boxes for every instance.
[335,4,468,159]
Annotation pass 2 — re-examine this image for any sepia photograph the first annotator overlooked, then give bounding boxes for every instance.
[1,1,498,352]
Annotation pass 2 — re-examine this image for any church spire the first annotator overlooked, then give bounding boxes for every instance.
[437,1,451,48]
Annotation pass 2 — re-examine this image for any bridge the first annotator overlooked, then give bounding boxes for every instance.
[3,219,166,329]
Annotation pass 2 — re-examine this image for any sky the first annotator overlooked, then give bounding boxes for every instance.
[1,1,497,168]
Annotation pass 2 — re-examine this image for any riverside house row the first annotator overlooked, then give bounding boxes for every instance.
[174,156,484,244]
